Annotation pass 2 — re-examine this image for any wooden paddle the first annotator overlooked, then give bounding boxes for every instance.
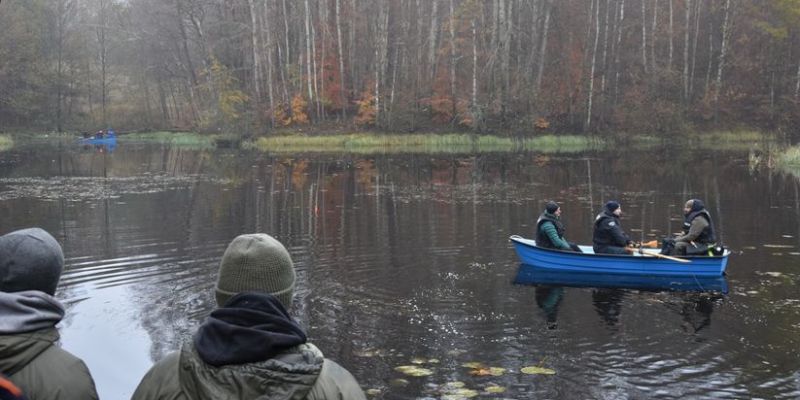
[625,247,691,263]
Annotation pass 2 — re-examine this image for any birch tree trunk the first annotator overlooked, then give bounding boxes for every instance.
[641,0,648,73]
[534,0,551,96]
[586,0,601,131]
[428,0,439,85]
[683,0,690,101]
[282,0,290,64]
[335,0,346,118]
[262,1,276,127]
[689,0,701,97]
[795,60,800,100]
[651,0,657,72]
[303,0,314,118]
[668,0,674,69]
[600,0,612,94]
[713,0,732,122]
[704,23,713,97]
[472,18,478,120]
[614,0,626,105]
[449,0,457,122]
[248,0,262,104]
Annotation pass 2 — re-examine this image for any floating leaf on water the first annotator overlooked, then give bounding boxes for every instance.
[411,357,427,364]
[484,385,506,393]
[366,388,381,396]
[428,358,440,364]
[446,349,466,356]
[747,291,759,295]
[440,388,480,399]
[394,365,434,377]
[789,252,800,256]
[468,367,506,376]
[354,349,377,357]
[763,244,794,248]
[441,381,466,389]
[764,272,783,277]
[389,378,410,387]
[742,246,757,250]
[461,362,485,369]
[782,235,794,238]
[520,366,556,375]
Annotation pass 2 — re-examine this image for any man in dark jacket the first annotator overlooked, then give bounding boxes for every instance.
[668,199,716,255]
[536,201,581,252]
[592,201,633,254]
[0,228,98,400]
[132,233,366,400]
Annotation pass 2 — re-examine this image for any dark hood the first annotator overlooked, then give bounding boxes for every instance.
[194,292,307,367]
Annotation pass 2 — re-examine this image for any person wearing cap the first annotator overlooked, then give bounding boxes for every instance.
[0,228,98,400]
[666,199,717,255]
[132,233,366,400]
[592,201,633,254]
[536,201,581,252]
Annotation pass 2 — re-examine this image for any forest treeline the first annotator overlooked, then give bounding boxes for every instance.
[1,0,799,136]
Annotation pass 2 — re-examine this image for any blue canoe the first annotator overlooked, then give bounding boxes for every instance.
[79,136,117,145]
[513,264,728,293]
[509,235,730,277]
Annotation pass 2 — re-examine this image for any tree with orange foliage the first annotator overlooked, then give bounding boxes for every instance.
[354,87,377,126]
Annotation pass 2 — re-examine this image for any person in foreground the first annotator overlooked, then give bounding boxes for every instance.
[662,199,716,255]
[592,201,633,254]
[0,228,98,400]
[536,201,582,252]
[132,233,366,400]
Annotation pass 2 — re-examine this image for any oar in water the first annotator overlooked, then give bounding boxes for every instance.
[626,247,691,263]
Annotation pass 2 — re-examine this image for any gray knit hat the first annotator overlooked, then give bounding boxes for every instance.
[215,233,296,308]
[0,228,64,295]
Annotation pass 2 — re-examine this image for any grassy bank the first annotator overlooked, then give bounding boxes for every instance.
[776,145,800,176]
[0,134,14,151]
[121,131,233,148]
[251,133,603,154]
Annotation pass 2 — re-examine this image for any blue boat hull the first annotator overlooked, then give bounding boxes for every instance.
[510,235,729,277]
[514,264,728,293]
[79,137,117,145]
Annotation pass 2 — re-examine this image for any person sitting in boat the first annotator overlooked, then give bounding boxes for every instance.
[593,201,633,254]
[94,130,104,139]
[536,201,581,252]
[105,128,116,138]
[663,199,716,255]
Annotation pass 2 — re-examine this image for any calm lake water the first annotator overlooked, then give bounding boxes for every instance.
[1,140,798,399]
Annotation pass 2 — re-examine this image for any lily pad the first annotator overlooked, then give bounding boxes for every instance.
[411,357,428,364]
[441,381,466,389]
[394,365,434,377]
[441,388,479,399]
[521,366,556,375]
[461,362,485,369]
[485,385,506,393]
[366,388,381,396]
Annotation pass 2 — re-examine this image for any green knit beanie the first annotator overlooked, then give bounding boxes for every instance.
[215,233,296,308]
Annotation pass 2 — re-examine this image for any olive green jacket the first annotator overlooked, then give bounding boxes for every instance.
[132,342,365,400]
[0,328,98,400]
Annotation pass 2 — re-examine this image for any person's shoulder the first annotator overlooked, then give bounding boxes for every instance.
[16,345,98,400]
[131,352,182,400]
[308,358,366,400]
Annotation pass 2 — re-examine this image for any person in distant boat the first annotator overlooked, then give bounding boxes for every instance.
[536,201,581,252]
[592,201,633,254]
[94,130,104,139]
[663,199,716,255]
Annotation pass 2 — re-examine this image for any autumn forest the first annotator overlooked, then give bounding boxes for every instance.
[1,0,800,136]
